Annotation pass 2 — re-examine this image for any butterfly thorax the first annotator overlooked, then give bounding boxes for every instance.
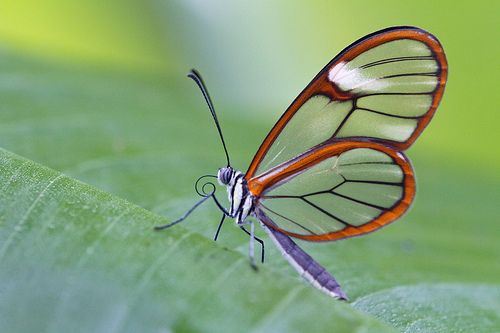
[217,167,254,224]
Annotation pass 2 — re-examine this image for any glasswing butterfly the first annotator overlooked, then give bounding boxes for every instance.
[156,26,447,300]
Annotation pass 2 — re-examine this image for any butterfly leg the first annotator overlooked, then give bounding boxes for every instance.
[247,221,258,271]
[239,225,265,264]
[213,214,226,241]
[154,195,212,230]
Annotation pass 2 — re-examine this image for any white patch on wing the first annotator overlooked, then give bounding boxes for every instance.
[329,62,390,92]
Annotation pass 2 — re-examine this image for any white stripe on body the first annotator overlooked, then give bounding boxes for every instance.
[226,171,253,224]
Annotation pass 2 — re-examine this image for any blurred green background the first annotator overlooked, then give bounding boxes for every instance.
[0,1,498,332]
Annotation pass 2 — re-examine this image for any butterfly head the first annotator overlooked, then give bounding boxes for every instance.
[217,166,234,186]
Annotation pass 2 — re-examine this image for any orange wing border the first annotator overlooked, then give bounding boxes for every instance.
[248,140,415,242]
[246,26,447,179]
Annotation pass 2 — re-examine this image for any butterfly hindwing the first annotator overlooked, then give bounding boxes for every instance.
[249,141,415,241]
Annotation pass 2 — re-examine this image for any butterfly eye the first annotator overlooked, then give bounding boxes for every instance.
[218,167,233,185]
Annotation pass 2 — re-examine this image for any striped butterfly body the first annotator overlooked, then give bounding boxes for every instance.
[217,167,253,224]
[156,26,447,301]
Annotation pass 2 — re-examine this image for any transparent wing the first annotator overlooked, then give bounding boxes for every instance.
[246,26,447,178]
[248,141,415,241]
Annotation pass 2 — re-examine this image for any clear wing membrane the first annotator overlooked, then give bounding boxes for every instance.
[256,96,352,173]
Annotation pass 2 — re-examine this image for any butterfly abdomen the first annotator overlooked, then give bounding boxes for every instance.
[256,209,348,300]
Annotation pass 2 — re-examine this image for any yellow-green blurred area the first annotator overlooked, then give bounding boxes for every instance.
[0,1,499,332]
[0,0,498,169]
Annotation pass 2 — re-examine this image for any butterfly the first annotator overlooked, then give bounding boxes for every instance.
[155,26,447,300]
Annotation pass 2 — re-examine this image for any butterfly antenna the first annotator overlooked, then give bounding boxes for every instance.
[188,69,231,167]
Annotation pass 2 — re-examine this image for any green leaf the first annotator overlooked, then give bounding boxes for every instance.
[0,148,394,332]
[353,284,500,333]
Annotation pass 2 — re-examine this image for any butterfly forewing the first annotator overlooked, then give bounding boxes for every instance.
[247,27,447,179]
